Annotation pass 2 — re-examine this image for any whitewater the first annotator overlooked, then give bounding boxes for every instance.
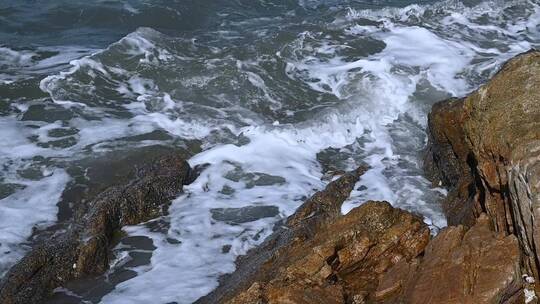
[0,0,539,303]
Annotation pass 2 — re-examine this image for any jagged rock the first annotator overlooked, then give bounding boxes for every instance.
[376,214,523,304]
[425,50,540,282]
[0,155,194,304]
[197,167,431,304]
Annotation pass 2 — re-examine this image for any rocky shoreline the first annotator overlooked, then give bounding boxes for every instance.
[1,50,539,303]
[201,50,540,304]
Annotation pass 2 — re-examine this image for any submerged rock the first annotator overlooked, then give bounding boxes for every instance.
[210,205,280,225]
[0,155,193,304]
[197,166,431,304]
[425,50,540,285]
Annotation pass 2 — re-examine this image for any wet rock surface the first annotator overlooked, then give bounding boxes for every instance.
[425,50,540,285]
[0,154,193,304]
[197,166,432,304]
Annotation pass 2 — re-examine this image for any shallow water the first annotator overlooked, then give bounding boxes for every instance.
[1,0,539,303]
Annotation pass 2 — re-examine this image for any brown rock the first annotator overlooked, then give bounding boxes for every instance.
[425,49,540,281]
[196,167,431,304]
[0,155,193,304]
[377,214,523,304]
[424,97,479,227]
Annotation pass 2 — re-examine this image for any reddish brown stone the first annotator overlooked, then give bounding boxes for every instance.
[425,50,540,283]
[197,167,430,304]
[377,214,523,304]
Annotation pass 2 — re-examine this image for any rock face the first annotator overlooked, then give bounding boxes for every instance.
[425,50,540,283]
[197,167,432,304]
[0,155,194,304]
[376,214,523,304]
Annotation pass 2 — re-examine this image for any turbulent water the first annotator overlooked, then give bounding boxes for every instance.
[1,0,539,303]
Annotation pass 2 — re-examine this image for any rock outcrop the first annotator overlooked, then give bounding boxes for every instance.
[199,169,523,304]
[197,167,432,304]
[425,50,540,284]
[0,155,194,304]
[376,214,523,304]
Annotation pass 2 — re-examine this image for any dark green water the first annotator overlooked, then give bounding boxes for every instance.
[1,0,539,303]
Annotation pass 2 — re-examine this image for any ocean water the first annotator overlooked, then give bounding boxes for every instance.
[1,0,539,303]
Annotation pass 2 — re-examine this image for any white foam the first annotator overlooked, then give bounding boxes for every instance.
[0,46,95,84]
[123,3,140,14]
[0,47,36,83]
[0,169,70,276]
[280,22,469,226]
[101,125,328,304]
[0,118,48,159]
[0,47,36,67]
